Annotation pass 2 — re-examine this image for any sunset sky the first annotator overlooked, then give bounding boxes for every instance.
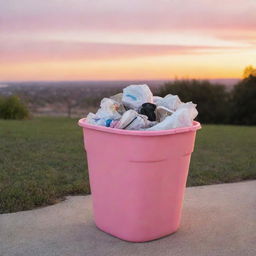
[0,0,256,81]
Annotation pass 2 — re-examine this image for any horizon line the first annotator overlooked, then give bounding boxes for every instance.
[0,78,241,83]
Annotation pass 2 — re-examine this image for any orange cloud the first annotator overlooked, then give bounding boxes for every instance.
[1,50,253,81]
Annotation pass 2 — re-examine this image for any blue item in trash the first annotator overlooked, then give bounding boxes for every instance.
[105,119,113,127]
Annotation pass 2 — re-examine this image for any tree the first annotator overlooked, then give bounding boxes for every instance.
[243,65,256,79]
[0,95,30,120]
[231,75,256,125]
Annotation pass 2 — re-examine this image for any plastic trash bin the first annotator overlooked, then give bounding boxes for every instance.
[78,118,201,242]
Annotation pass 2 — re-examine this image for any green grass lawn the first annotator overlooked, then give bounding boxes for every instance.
[0,117,255,213]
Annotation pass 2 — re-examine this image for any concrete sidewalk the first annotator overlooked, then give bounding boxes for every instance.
[1,181,256,256]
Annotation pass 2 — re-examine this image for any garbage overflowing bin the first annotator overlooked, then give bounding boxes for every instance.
[78,118,201,242]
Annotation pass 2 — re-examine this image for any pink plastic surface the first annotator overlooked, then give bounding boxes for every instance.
[78,118,201,242]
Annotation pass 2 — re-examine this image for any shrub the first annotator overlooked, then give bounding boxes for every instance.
[0,95,30,120]
[231,75,256,125]
[158,80,230,124]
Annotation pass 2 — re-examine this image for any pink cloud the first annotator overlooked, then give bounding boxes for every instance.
[1,0,255,34]
[0,40,246,63]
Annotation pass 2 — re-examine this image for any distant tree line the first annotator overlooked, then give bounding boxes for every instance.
[158,68,256,125]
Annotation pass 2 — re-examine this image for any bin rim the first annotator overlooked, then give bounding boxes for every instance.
[78,118,201,136]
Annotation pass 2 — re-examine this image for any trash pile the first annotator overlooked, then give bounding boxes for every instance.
[86,84,198,131]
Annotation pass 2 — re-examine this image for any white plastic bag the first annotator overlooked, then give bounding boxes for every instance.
[86,98,122,127]
[115,110,152,130]
[153,96,163,106]
[147,102,198,131]
[154,94,182,111]
[86,112,98,125]
[122,84,153,111]
[96,98,122,120]
[86,113,110,126]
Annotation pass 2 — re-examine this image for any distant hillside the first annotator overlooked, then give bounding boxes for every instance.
[0,78,240,89]
[0,78,240,117]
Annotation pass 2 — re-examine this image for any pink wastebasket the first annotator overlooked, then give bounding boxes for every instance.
[78,118,201,242]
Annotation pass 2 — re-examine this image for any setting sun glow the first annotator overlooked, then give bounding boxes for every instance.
[0,0,255,81]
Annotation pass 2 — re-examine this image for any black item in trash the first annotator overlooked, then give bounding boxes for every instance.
[139,103,157,121]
